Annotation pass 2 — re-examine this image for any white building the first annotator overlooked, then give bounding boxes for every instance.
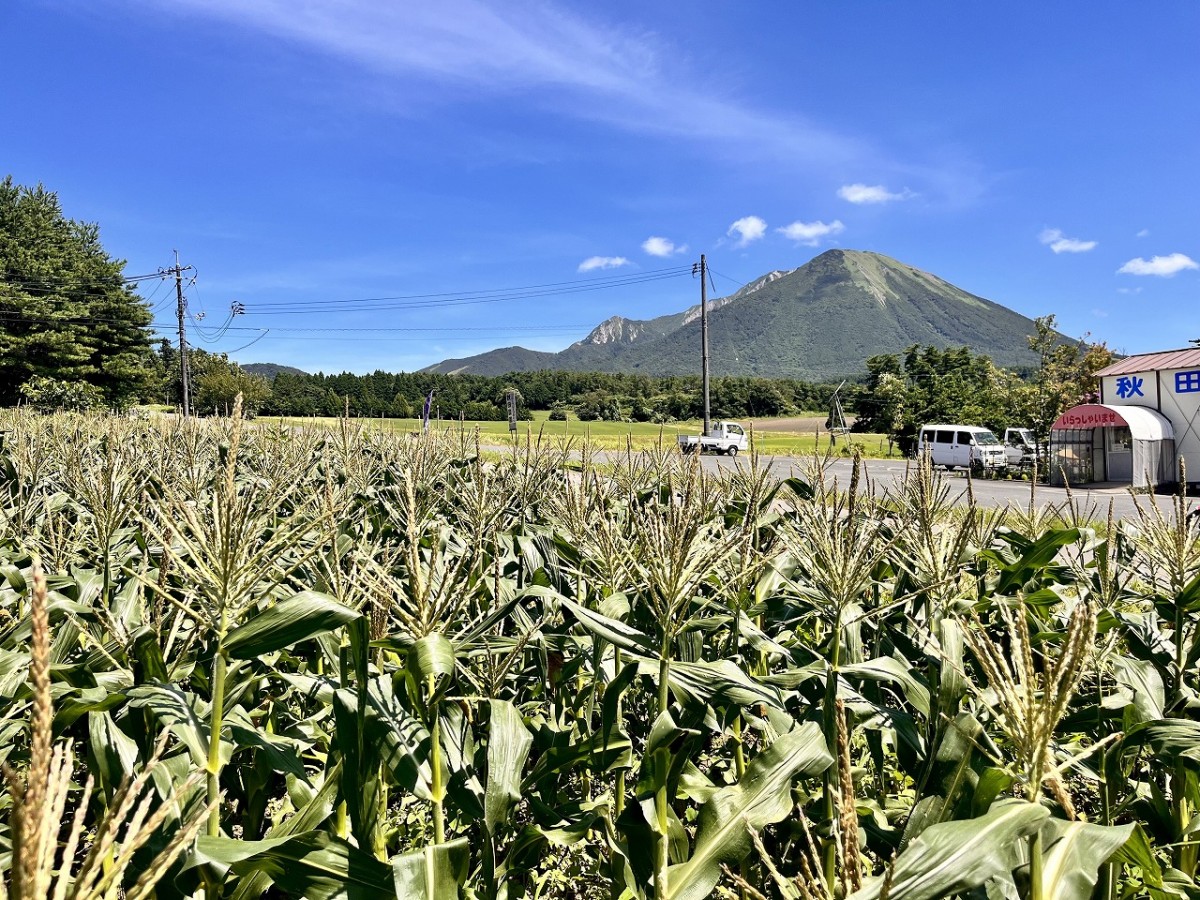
[1049,347,1200,489]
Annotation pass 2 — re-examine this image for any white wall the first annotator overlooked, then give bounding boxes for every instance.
[1103,367,1200,480]
[1102,371,1159,409]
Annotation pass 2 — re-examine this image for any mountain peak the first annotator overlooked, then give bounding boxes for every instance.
[423,249,1044,379]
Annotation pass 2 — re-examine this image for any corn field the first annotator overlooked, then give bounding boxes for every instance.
[0,405,1198,900]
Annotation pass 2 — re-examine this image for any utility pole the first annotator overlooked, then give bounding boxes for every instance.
[694,254,711,435]
[161,251,195,417]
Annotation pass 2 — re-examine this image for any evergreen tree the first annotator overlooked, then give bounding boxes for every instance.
[0,177,155,406]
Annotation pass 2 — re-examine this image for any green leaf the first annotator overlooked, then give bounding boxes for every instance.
[664,722,832,900]
[842,656,931,717]
[1111,656,1166,722]
[993,528,1079,593]
[484,699,533,835]
[559,597,659,657]
[409,633,456,684]
[1033,818,1134,900]
[391,837,470,900]
[131,626,169,681]
[1122,719,1200,768]
[126,683,212,768]
[637,658,785,713]
[88,709,139,787]
[230,762,344,900]
[224,590,359,659]
[850,800,1050,900]
[225,706,308,778]
[198,830,394,900]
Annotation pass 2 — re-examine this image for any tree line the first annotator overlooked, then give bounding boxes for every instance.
[853,318,1113,451]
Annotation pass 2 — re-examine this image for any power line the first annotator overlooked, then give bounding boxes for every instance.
[2,266,690,320]
[708,268,750,290]
[0,310,595,345]
[244,265,692,310]
[242,272,690,316]
[0,267,685,305]
[0,309,594,333]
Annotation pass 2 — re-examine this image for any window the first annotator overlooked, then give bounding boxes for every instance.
[935,430,952,444]
[957,431,973,445]
[1107,426,1132,452]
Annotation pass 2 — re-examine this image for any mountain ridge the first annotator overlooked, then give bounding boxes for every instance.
[423,250,1048,379]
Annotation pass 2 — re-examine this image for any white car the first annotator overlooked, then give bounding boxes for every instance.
[917,424,1008,472]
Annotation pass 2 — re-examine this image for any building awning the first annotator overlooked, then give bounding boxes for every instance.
[1052,403,1174,441]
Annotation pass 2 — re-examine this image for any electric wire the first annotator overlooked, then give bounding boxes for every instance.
[244,264,691,310]
[0,309,593,341]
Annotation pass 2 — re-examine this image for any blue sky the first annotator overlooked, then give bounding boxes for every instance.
[3,2,1198,374]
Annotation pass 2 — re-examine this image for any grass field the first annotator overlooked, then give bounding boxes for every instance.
[275,410,905,457]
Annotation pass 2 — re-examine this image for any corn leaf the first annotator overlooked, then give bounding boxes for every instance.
[224,590,359,659]
[664,722,832,900]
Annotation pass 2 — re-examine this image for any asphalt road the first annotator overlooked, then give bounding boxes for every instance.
[689,452,1182,521]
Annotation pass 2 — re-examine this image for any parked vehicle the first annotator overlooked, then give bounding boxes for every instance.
[677,421,748,456]
[1002,427,1041,468]
[917,424,1007,472]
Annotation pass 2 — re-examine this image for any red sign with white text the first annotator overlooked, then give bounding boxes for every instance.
[1052,404,1125,429]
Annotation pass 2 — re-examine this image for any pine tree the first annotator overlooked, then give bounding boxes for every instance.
[0,177,155,407]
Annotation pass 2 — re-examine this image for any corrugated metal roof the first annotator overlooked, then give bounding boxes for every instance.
[1096,348,1200,377]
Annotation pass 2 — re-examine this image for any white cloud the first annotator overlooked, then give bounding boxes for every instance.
[1091,308,1109,318]
[837,183,911,204]
[577,255,630,272]
[641,236,686,257]
[1136,228,1150,238]
[1118,253,1199,277]
[727,216,767,248]
[777,219,845,246]
[1039,228,1097,254]
[1116,287,1143,295]
[138,0,870,169]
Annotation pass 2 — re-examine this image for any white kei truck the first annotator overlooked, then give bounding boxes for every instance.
[677,421,748,456]
[1002,427,1041,469]
[916,424,1008,473]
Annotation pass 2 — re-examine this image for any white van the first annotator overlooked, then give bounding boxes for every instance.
[917,424,1008,472]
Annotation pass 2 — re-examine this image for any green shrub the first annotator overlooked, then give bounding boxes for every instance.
[19,375,104,412]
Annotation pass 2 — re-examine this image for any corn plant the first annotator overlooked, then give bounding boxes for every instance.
[0,405,1196,899]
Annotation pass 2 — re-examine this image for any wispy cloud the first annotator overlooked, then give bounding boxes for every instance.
[777,219,844,246]
[1118,253,1198,277]
[1136,228,1150,238]
[727,216,767,248]
[140,0,864,167]
[641,236,687,257]
[1039,228,1097,254]
[1116,287,1143,295]
[837,183,912,204]
[577,255,629,272]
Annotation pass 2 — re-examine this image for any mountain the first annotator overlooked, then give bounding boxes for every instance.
[423,250,1049,380]
[242,362,308,379]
